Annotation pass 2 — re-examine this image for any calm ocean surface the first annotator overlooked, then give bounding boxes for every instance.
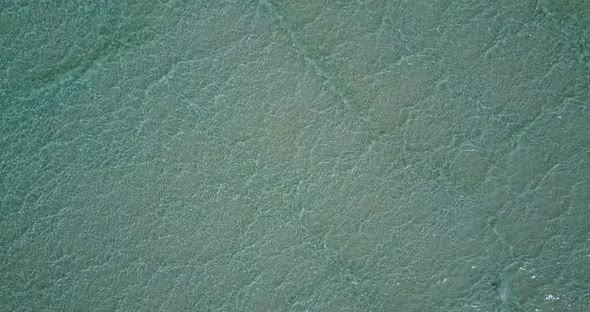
[1,1,589,311]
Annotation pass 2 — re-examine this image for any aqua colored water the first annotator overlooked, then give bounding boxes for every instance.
[1,1,589,311]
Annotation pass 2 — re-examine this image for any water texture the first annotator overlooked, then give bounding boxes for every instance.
[1,1,589,311]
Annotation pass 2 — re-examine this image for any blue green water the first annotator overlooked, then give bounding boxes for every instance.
[1,1,589,311]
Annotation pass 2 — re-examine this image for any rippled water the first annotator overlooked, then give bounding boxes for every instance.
[1,1,589,311]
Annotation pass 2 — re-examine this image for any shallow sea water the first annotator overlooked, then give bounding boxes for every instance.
[1,1,589,311]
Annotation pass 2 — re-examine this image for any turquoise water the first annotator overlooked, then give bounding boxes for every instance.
[1,1,589,311]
